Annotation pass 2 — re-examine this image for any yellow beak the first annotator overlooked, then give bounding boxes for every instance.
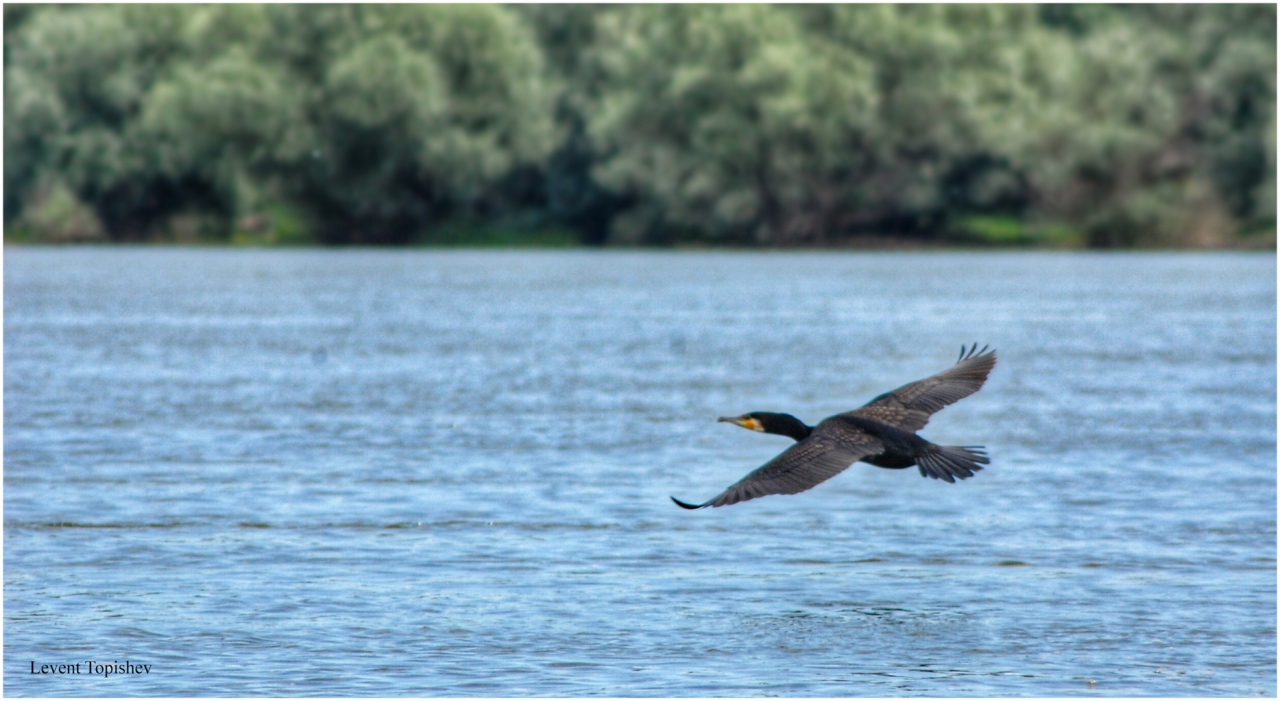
[718,415,764,432]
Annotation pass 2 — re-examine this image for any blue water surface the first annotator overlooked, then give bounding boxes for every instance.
[5,249,1275,696]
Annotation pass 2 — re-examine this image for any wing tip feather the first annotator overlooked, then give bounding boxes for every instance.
[958,342,996,364]
[670,496,708,510]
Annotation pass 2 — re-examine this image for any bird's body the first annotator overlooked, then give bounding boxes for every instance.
[672,344,996,509]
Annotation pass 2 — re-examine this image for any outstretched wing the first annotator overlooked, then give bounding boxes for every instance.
[846,344,996,433]
[672,432,882,509]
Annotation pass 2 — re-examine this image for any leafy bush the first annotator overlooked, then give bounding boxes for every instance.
[14,181,105,243]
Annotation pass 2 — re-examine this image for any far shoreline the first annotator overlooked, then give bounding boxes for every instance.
[4,239,1275,253]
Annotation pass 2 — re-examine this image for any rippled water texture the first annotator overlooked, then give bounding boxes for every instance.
[5,249,1275,696]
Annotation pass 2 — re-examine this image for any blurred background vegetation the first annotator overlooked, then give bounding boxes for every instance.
[4,4,1275,247]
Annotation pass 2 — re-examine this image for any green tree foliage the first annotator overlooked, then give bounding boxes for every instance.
[6,4,556,244]
[518,5,628,244]
[4,4,1274,247]
[262,5,557,243]
[5,5,191,238]
[987,4,1278,246]
[586,4,1275,246]
[589,5,877,244]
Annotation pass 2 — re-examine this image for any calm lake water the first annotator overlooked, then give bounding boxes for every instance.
[5,248,1275,696]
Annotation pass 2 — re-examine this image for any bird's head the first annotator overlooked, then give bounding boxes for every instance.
[718,413,766,432]
[718,412,812,441]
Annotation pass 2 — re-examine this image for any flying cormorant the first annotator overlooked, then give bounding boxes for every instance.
[672,344,996,509]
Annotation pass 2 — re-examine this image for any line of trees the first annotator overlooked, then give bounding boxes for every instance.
[4,4,1275,247]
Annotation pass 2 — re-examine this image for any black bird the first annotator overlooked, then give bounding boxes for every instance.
[672,344,996,509]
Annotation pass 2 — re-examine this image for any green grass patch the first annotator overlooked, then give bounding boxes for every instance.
[1235,220,1277,243]
[231,200,316,246]
[4,225,41,244]
[954,215,1085,247]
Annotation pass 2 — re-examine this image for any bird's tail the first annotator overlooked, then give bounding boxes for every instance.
[916,445,989,483]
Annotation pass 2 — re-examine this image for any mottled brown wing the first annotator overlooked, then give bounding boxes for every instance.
[846,345,996,433]
[695,432,883,508]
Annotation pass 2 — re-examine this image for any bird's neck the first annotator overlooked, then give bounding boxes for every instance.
[784,423,814,441]
[766,414,813,441]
